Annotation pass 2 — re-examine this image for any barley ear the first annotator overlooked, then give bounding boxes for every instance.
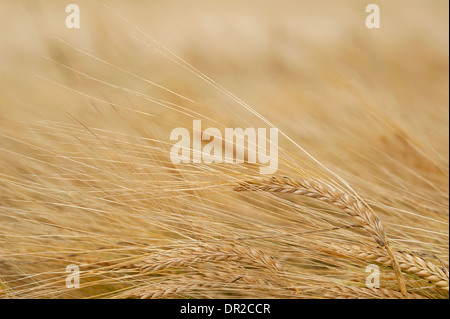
[234,176,408,298]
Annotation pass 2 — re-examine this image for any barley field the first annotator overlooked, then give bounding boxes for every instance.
[0,0,448,299]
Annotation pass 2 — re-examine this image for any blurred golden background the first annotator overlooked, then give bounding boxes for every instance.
[0,0,448,298]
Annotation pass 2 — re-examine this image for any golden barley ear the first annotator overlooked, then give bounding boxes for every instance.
[115,271,278,299]
[127,242,285,275]
[234,176,409,298]
[320,243,449,291]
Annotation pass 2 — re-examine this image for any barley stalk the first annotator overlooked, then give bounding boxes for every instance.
[234,176,408,298]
